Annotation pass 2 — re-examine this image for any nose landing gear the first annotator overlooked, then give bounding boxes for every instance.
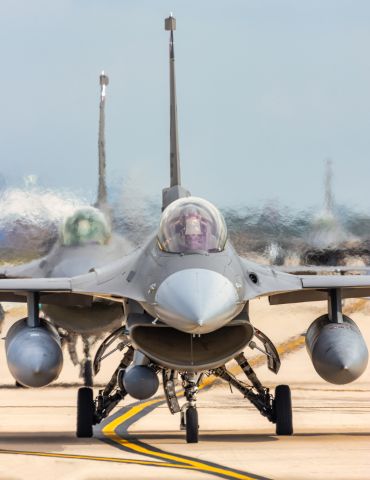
[184,406,199,443]
[163,370,201,443]
[182,373,200,443]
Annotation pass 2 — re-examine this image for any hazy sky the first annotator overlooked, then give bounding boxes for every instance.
[1,0,370,210]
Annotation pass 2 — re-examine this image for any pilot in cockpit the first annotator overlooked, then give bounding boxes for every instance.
[173,207,209,252]
[158,197,227,254]
[61,207,111,247]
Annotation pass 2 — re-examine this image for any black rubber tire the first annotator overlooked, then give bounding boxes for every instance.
[77,387,94,438]
[83,359,93,387]
[274,385,293,435]
[185,407,199,443]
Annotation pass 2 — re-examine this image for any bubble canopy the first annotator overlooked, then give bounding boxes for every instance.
[158,197,228,254]
[61,207,111,246]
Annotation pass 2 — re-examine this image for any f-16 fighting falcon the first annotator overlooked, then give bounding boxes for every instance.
[0,15,370,443]
[300,159,370,266]
[1,71,132,387]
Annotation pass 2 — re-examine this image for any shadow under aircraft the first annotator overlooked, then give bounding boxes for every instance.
[0,16,370,444]
[0,72,133,386]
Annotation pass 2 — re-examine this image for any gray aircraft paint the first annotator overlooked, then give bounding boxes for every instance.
[0,73,133,386]
[0,17,369,390]
[1,73,132,336]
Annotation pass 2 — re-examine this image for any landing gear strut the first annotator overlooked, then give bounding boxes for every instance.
[181,373,201,443]
[81,337,93,387]
[163,370,201,443]
[214,352,293,436]
[94,345,134,424]
[75,327,133,438]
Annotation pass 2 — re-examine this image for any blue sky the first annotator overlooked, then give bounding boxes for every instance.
[1,0,370,210]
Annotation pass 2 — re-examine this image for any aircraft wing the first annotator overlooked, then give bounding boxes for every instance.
[276,265,370,275]
[0,257,48,278]
[0,250,146,306]
[240,258,370,304]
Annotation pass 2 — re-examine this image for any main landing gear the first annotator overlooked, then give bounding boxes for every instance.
[81,337,94,387]
[77,387,94,438]
[76,327,133,438]
[76,326,293,440]
[274,385,293,436]
[213,352,293,436]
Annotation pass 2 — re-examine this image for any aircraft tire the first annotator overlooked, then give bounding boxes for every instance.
[83,359,93,387]
[77,387,94,438]
[274,385,293,435]
[185,407,199,443]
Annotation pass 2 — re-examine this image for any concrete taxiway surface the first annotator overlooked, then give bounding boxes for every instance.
[0,300,369,479]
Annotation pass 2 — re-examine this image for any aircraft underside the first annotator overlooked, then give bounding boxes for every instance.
[76,310,290,443]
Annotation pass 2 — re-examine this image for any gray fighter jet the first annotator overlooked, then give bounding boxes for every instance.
[300,159,370,265]
[1,71,132,386]
[1,16,370,443]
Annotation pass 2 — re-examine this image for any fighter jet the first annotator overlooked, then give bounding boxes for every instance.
[301,159,370,265]
[1,16,370,443]
[1,71,132,386]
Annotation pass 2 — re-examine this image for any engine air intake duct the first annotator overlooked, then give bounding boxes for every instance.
[127,314,254,372]
[305,314,368,384]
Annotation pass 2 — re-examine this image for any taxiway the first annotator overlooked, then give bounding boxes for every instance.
[0,300,369,479]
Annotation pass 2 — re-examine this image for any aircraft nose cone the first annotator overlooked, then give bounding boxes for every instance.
[154,269,240,333]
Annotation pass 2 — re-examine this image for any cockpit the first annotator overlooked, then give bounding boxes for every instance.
[60,207,111,246]
[157,197,227,254]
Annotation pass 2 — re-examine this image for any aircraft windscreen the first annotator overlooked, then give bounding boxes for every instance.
[158,197,227,254]
[60,207,111,246]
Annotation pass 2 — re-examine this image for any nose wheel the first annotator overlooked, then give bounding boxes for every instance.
[179,373,201,443]
[185,406,199,443]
